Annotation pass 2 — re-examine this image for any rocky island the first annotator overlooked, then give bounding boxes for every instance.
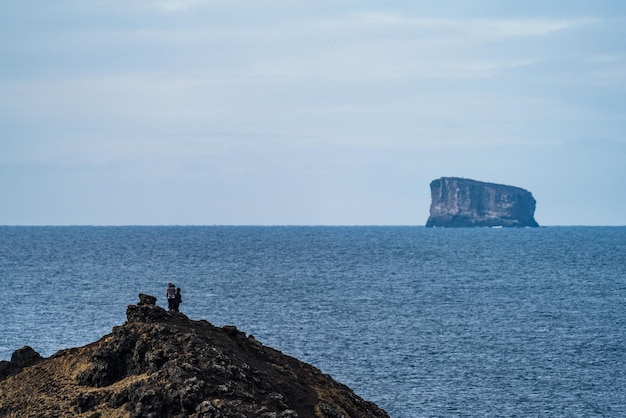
[0,295,389,418]
[426,177,539,228]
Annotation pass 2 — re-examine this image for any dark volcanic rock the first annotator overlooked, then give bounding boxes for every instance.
[0,346,44,380]
[10,346,43,368]
[0,295,390,418]
[138,293,157,306]
[426,177,539,227]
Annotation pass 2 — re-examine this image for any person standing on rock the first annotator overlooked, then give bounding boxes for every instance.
[173,287,182,312]
[166,283,177,311]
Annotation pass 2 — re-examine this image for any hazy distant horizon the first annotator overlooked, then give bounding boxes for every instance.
[2,223,624,227]
[2,1,625,226]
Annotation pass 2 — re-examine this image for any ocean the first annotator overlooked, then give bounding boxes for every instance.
[1,226,625,417]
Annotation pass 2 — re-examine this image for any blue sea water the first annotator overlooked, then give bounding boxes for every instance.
[1,226,625,417]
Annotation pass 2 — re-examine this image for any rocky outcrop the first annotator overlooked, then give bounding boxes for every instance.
[0,295,389,418]
[426,177,539,227]
[0,346,44,380]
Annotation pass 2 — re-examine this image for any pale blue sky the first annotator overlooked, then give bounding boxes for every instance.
[1,0,625,225]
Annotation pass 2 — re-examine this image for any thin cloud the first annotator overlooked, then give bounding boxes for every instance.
[147,0,210,12]
[320,12,600,38]
[472,17,601,38]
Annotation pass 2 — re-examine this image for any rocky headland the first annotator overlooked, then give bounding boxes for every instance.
[426,177,539,228]
[0,294,389,418]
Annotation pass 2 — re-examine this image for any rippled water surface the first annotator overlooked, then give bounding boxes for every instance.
[1,226,625,417]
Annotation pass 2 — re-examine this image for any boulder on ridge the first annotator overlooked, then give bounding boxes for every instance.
[0,346,44,381]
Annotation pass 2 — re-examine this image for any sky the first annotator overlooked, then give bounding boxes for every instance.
[1,0,625,226]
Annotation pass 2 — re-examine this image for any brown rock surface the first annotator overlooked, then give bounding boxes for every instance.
[0,296,389,418]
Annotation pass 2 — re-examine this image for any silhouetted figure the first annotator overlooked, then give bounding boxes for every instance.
[166,283,177,311]
[173,287,182,312]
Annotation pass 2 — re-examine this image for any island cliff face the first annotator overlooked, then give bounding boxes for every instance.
[426,177,539,228]
[0,295,389,418]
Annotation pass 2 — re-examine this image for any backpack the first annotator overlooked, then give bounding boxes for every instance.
[166,286,176,299]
